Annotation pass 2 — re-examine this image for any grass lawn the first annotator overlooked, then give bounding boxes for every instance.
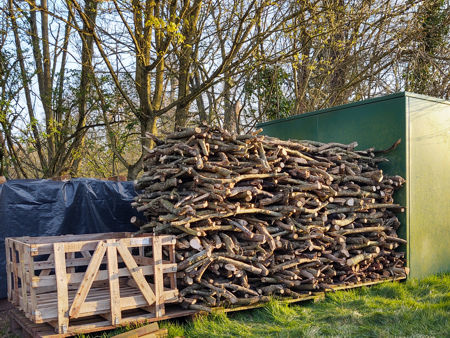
[70,274,449,337]
[159,274,450,337]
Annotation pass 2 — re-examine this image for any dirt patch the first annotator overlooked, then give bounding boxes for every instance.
[0,298,18,337]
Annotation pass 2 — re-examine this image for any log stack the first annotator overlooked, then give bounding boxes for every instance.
[132,125,407,312]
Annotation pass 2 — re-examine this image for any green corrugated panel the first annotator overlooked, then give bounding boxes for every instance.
[258,92,450,279]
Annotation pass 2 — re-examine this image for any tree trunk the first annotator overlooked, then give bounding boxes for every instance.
[0,127,5,177]
[71,0,98,176]
[223,73,236,132]
[175,52,191,128]
[191,71,207,123]
[40,0,56,169]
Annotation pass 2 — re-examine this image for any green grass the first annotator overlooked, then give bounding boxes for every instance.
[82,274,449,337]
[159,274,450,337]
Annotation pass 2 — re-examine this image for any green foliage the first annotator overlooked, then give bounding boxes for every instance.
[244,66,294,121]
[407,0,450,95]
[158,274,450,337]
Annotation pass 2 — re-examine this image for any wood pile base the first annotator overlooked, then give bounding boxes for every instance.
[211,276,406,314]
[8,277,405,337]
[8,306,196,338]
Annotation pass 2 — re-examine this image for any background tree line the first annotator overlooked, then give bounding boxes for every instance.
[0,0,448,179]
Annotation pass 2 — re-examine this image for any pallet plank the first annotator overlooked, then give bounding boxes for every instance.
[168,244,177,290]
[107,241,122,325]
[18,244,29,314]
[11,241,19,305]
[26,246,37,321]
[54,243,69,334]
[113,322,159,338]
[5,238,12,301]
[153,236,164,317]
[32,263,176,289]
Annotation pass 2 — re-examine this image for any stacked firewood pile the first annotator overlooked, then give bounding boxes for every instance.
[132,125,407,312]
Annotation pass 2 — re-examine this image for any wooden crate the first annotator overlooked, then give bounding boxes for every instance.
[5,232,178,334]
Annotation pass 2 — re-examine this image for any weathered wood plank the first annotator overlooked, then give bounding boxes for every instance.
[32,263,177,288]
[107,241,121,325]
[5,238,12,301]
[18,244,28,314]
[153,236,165,317]
[53,243,69,334]
[112,322,159,338]
[10,241,19,306]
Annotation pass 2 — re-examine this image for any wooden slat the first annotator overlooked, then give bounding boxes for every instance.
[32,288,179,322]
[32,263,177,288]
[152,236,164,317]
[39,253,54,276]
[18,244,29,314]
[54,243,69,334]
[35,253,147,270]
[67,252,75,273]
[35,254,108,270]
[116,241,156,306]
[168,243,177,290]
[140,329,168,338]
[26,246,37,321]
[107,241,121,325]
[30,235,165,255]
[69,241,107,318]
[28,234,174,256]
[11,241,19,305]
[15,232,131,245]
[5,238,12,301]
[113,322,159,337]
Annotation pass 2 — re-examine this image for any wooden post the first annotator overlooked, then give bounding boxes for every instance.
[5,239,12,302]
[153,236,165,317]
[25,246,37,321]
[107,240,121,326]
[18,244,28,314]
[168,243,177,290]
[10,241,19,306]
[54,243,69,334]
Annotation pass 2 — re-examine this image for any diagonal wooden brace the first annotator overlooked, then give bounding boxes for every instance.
[116,240,156,306]
[69,241,107,318]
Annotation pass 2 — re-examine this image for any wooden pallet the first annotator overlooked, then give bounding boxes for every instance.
[8,305,197,338]
[5,232,178,334]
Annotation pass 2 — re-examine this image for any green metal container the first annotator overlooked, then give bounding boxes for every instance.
[258,92,450,279]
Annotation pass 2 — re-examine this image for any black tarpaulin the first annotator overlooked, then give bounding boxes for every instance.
[0,178,141,298]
